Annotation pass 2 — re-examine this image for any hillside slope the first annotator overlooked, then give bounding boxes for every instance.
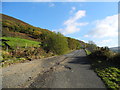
[2,14,52,41]
[0,13,87,67]
[110,47,120,53]
[1,14,86,44]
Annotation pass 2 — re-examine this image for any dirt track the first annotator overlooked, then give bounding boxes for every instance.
[2,49,105,88]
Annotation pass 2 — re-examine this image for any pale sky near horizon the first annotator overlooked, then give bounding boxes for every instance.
[2,2,118,48]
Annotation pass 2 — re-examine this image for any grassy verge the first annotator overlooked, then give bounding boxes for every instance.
[91,60,120,90]
[85,49,91,55]
[0,37,54,67]
[87,49,120,90]
[0,36,82,67]
[0,49,56,67]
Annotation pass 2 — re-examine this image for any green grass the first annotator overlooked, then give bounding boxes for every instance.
[85,49,91,55]
[1,37,41,48]
[95,65,120,89]
[91,59,120,89]
[88,49,120,89]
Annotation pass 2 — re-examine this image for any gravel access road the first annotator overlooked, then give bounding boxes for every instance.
[29,49,105,88]
[2,49,106,88]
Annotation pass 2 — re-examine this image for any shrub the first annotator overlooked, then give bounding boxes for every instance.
[86,41,97,52]
[1,50,12,62]
[96,67,120,89]
[33,30,42,38]
[42,32,69,55]
[110,53,120,65]
[67,37,81,50]
[85,49,91,55]
[89,48,114,61]
[11,47,48,59]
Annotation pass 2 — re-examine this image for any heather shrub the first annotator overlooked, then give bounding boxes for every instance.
[11,47,48,59]
[89,47,114,61]
[110,53,120,65]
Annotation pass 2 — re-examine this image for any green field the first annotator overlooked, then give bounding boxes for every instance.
[1,37,41,48]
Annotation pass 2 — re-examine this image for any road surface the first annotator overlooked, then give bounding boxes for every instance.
[29,49,105,88]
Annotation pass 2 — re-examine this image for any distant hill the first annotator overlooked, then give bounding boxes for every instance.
[110,47,120,53]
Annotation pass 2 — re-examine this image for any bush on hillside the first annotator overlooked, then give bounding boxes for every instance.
[11,47,49,59]
[86,41,97,52]
[2,18,53,41]
[32,30,42,39]
[41,32,69,55]
[110,53,120,65]
[67,37,81,50]
[89,47,114,61]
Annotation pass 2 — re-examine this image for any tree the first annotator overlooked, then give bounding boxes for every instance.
[88,41,96,45]
[67,37,76,50]
[42,32,69,55]
[75,40,81,49]
[67,37,81,50]
[87,40,97,52]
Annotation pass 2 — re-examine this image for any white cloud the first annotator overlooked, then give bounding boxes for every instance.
[70,7,76,14]
[84,35,89,37]
[49,3,55,7]
[96,39,118,48]
[84,14,118,47]
[85,14,118,38]
[96,39,112,46]
[58,10,88,35]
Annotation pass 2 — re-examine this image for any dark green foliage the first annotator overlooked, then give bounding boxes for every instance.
[110,53,120,65]
[88,46,120,89]
[0,39,12,49]
[95,66,120,89]
[85,49,91,55]
[86,41,97,52]
[67,37,81,50]
[75,40,81,49]
[42,32,69,55]
[89,47,114,61]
